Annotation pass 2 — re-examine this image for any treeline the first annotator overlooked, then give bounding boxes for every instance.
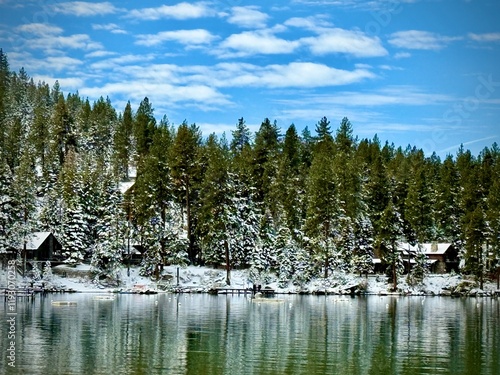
[1,50,499,287]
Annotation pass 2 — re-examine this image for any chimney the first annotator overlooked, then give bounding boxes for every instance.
[431,242,438,252]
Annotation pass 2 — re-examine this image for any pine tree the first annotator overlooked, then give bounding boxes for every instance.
[91,180,125,285]
[485,146,500,283]
[434,155,461,242]
[462,205,486,289]
[0,162,16,253]
[407,243,428,286]
[134,97,156,160]
[113,101,134,179]
[42,260,53,281]
[10,143,38,258]
[252,118,281,212]
[304,117,338,278]
[273,124,304,232]
[170,121,202,263]
[0,49,10,160]
[378,198,404,290]
[352,213,375,276]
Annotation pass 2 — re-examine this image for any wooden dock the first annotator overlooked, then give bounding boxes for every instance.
[210,287,275,296]
[212,288,253,295]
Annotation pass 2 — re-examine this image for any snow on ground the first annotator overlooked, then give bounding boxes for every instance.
[1,264,498,296]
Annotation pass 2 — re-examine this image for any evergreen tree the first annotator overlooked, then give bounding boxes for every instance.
[0,162,15,253]
[113,101,134,179]
[91,180,125,284]
[434,155,461,242]
[378,198,404,290]
[170,121,202,263]
[304,117,338,278]
[0,49,10,161]
[407,243,428,286]
[462,205,486,289]
[134,97,156,159]
[485,147,500,282]
[352,213,375,276]
[273,124,304,232]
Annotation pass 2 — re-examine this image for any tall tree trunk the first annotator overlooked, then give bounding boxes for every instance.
[185,176,193,263]
[224,239,230,285]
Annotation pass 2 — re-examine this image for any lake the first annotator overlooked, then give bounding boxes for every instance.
[1,293,499,374]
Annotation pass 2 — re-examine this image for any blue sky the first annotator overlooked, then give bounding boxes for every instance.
[1,0,499,158]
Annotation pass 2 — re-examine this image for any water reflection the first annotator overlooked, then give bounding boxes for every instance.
[1,294,499,374]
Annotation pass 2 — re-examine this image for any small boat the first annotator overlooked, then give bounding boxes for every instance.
[51,301,77,306]
[251,292,284,303]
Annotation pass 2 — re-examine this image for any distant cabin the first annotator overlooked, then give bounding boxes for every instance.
[22,232,62,261]
[373,242,459,274]
[398,242,459,274]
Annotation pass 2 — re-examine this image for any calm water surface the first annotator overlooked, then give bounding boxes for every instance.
[1,294,499,375]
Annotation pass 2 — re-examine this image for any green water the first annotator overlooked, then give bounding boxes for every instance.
[1,294,499,374]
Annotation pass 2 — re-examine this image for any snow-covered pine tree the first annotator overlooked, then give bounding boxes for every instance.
[378,197,405,290]
[31,261,41,281]
[407,243,428,286]
[0,162,16,254]
[91,179,125,284]
[352,213,375,276]
[42,260,53,281]
[304,116,338,278]
[249,211,277,284]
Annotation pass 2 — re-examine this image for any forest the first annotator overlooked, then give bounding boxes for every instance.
[1,49,499,288]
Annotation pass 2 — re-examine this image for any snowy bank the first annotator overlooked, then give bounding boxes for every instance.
[2,264,498,297]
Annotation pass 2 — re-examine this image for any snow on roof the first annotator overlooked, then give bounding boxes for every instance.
[25,232,52,250]
[119,180,135,194]
[398,242,453,255]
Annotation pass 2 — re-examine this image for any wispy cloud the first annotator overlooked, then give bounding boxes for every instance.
[215,24,387,58]
[127,2,216,21]
[388,30,462,50]
[216,29,300,57]
[438,135,499,153]
[135,29,218,47]
[301,28,387,57]
[226,6,270,29]
[468,32,500,43]
[16,23,63,36]
[92,23,127,35]
[51,1,122,16]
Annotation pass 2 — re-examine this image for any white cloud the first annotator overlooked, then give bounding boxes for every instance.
[127,2,215,21]
[51,1,121,16]
[468,32,500,43]
[10,53,83,72]
[92,23,127,35]
[16,23,63,36]
[135,29,217,47]
[301,28,387,57]
[33,74,85,89]
[25,34,103,52]
[90,54,156,70]
[285,18,387,57]
[281,86,453,108]
[394,51,411,59]
[227,6,269,28]
[284,16,333,30]
[195,62,375,88]
[388,30,461,50]
[217,30,300,57]
[85,50,117,58]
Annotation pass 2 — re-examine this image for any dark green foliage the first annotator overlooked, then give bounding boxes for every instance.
[0,52,497,287]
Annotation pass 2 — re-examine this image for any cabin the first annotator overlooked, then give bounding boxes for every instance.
[372,242,460,274]
[398,242,459,274]
[22,232,62,261]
